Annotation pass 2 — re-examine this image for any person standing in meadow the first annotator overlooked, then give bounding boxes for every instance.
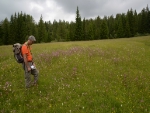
[21,35,39,88]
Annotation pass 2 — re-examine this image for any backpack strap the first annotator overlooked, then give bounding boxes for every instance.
[23,42,31,53]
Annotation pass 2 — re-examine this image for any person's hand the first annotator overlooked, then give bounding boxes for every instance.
[27,67,31,72]
[33,63,36,67]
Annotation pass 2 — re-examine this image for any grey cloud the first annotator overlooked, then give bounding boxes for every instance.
[0,0,149,22]
[0,0,31,20]
[54,0,149,19]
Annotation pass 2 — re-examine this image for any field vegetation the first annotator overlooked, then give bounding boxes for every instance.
[0,36,150,113]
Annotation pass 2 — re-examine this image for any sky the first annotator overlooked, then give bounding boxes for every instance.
[0,0,149,23]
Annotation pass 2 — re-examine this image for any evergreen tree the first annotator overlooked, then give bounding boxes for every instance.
[82,18,86,40]
[74,6,82,41]
[134,10,138,34]
[2,18,9,45]
[100,20,109,39]
[127,9,135,36]
[13,13,18,42]
[117,16,124,38]
[25,14,37,40]
[107,15,115,38]
[0,21,3,45]
[46,21,52,42]
[88,19,94,40]
[38,15,47,42]
[137,13,142,34]
[69,21,75,41]
[65,21,70,41]
[145,5,149,33]
[52,19,58,41]
[147,10,150,33]
[95,16,101,39]
[140,8,147,34]
[114,14,121,38]
[1,5,150,45]
[57,20,66,41]
[17,12,26,43]
[124,17,131,37]
[9,15,15,44]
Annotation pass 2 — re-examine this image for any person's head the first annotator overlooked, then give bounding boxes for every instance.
[27,35,36,45]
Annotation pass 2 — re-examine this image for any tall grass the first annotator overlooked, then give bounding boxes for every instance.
[0,36,150,113]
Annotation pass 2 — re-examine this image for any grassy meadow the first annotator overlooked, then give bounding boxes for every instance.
[0,36,150,113]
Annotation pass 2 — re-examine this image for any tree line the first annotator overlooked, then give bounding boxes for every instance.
[0,5,150,45]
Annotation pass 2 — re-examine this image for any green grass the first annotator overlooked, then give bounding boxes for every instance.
[0,36,150,113]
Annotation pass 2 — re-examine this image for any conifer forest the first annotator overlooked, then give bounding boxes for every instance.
[0,6,150,45]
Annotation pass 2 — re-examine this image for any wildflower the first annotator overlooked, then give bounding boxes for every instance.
[49,104,52,107]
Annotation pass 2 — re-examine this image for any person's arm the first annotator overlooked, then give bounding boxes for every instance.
[23,54,31,72]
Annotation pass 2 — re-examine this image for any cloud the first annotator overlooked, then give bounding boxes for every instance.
[54,0,149,19]
[0,0,149,23]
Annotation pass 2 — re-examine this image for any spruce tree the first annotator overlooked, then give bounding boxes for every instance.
[95,16,101,39]
[0,21,3,45]
[134,10,138,34]
[46,21,52,42]
[147,10,150,33]
[140,8,147,34]
[69,22,75,41]
[127,9,135,36]
[38,15,47,42]
[57,20,66,41]
[100,20,109,39]
[117,16,124,38]
[82,18,86,40]
[13,13,18,42]
[88,19,94,40]
[107,15,115,38]
[2,18,9,45]
[74,6,82,41]
[9,15,15,44]
[125,17,131,37]
[52,19,58,41]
